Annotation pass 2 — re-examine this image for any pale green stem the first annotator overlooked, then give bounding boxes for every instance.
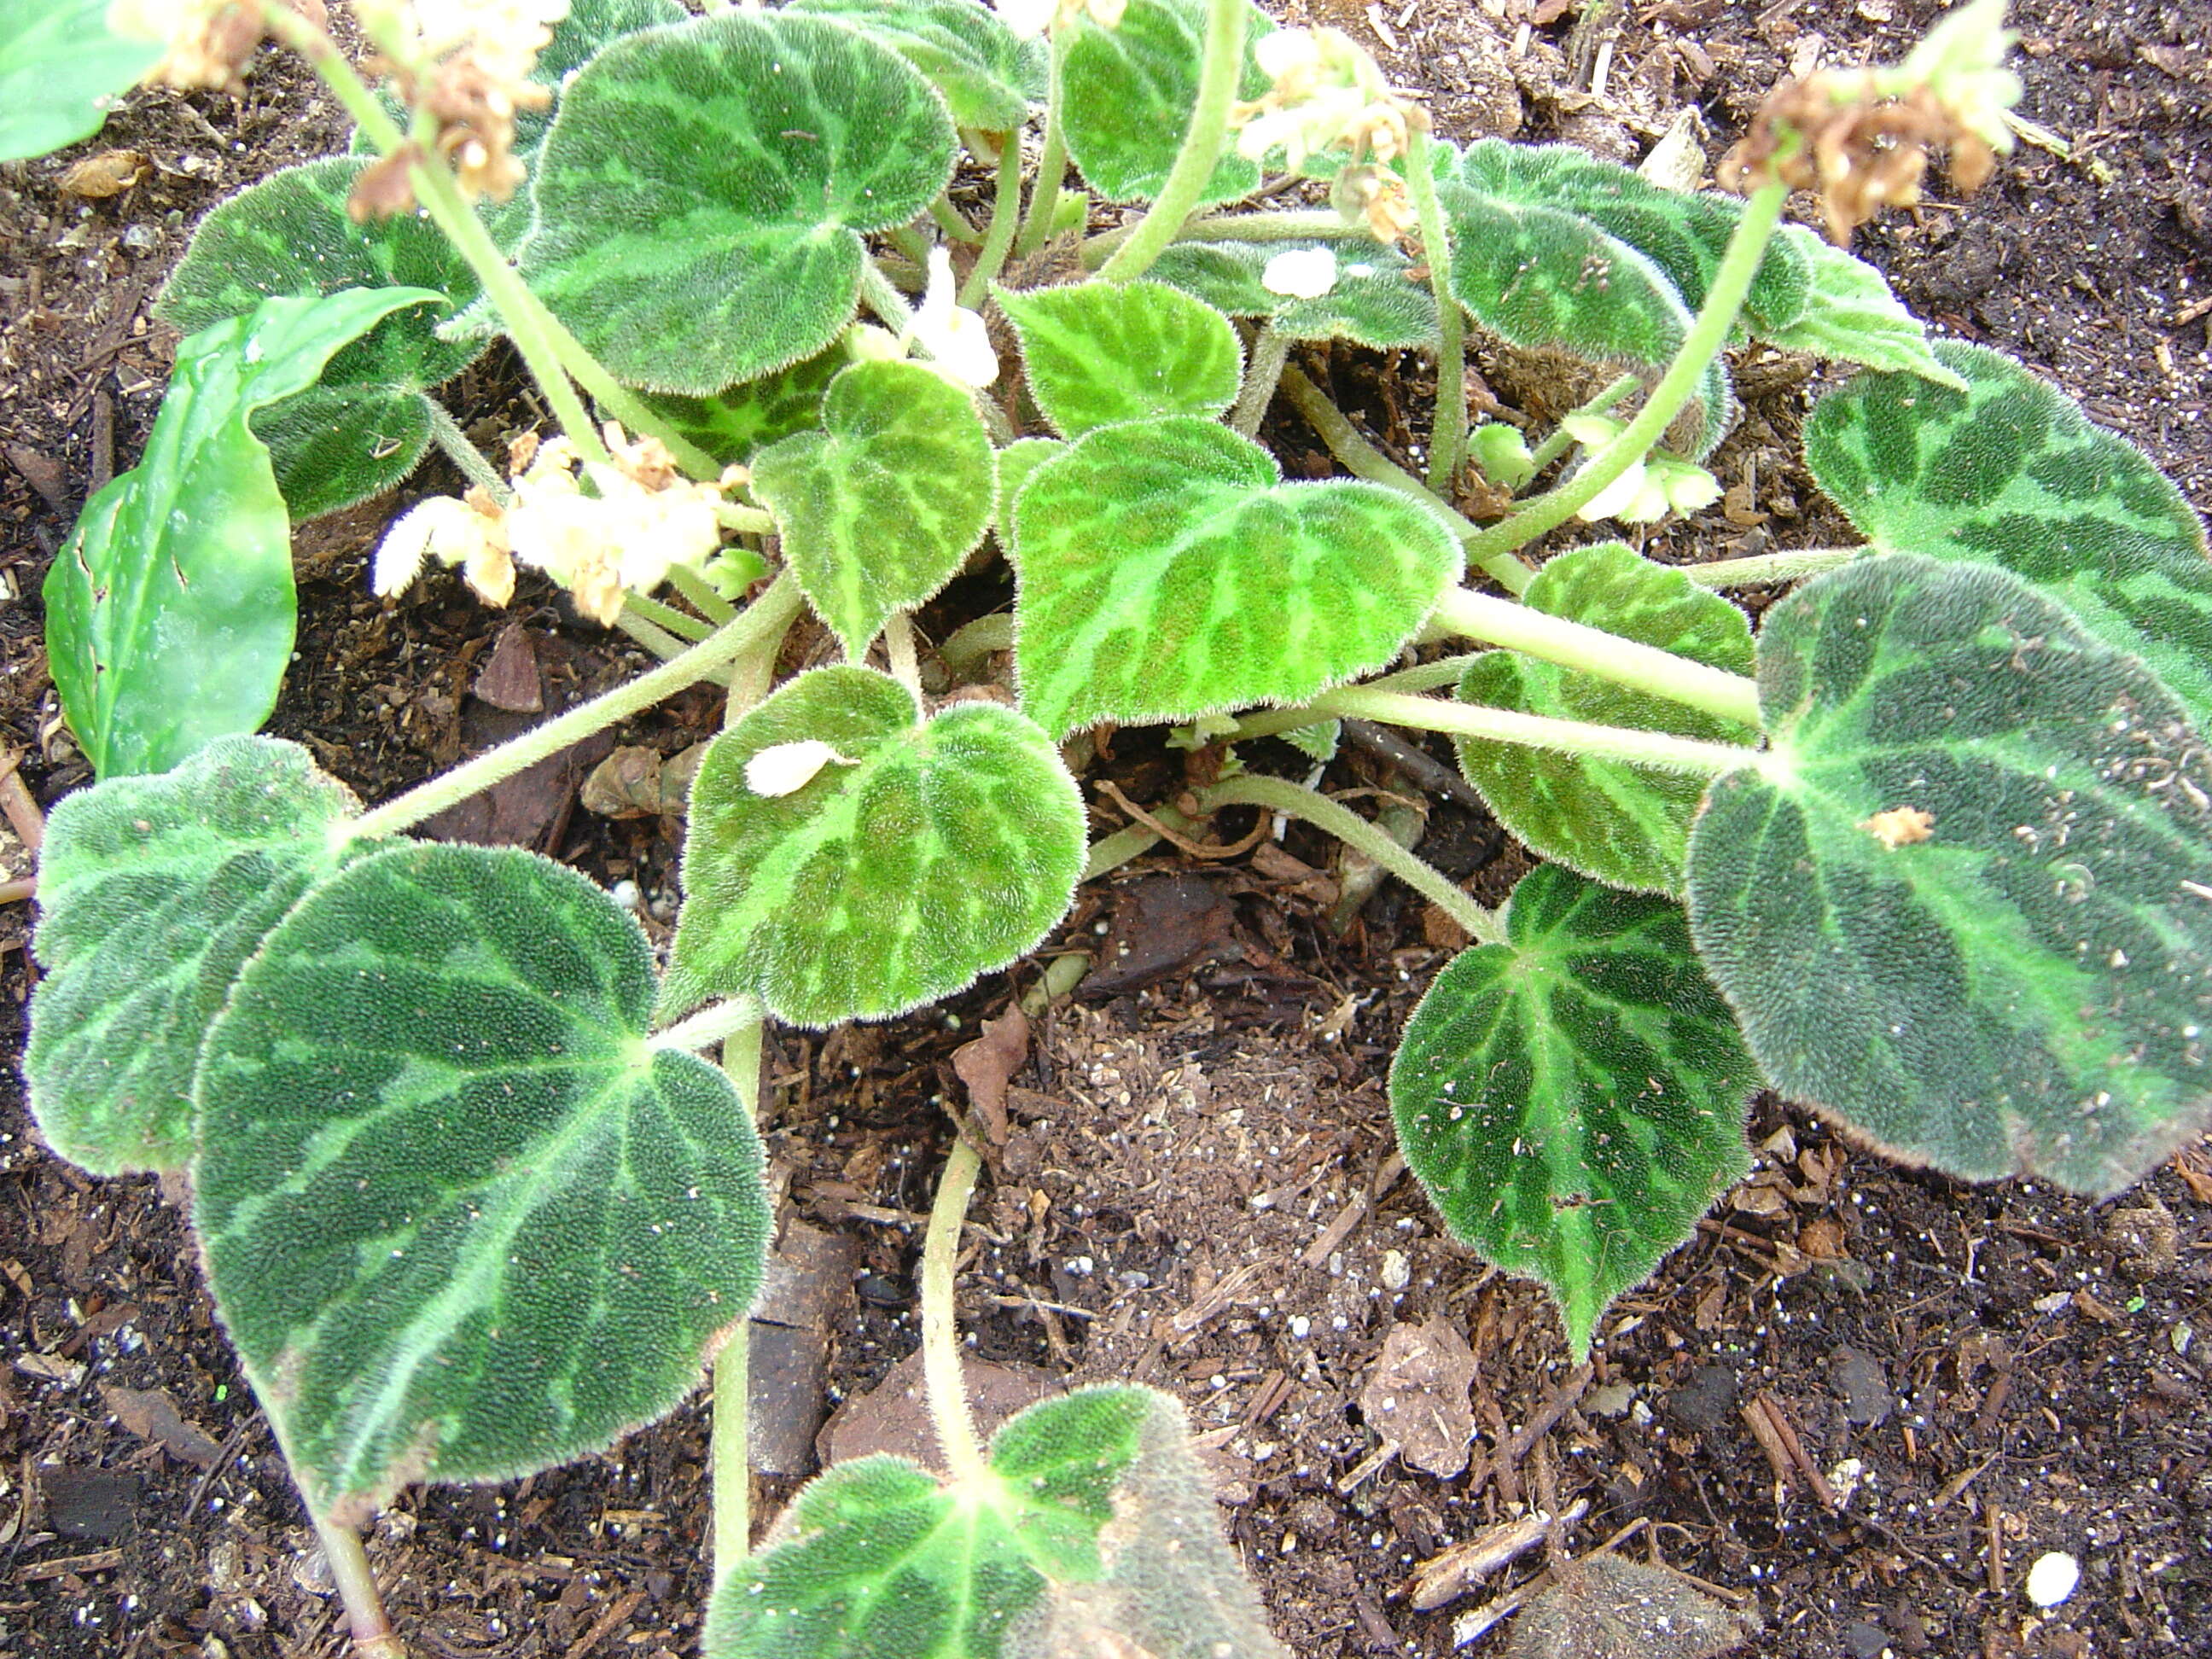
[1013,43,1071,259]
[348,574,803,841]
[535,317,725,481]
[1020,950,1093,1017]
[1300,687,1758,774]
[1526,373,1640,474]
[654,997,764,1051]
[422,401,506,497]
[930,195,987,246]
[1687,545,1860,588]
[940,611,1013,680]
[959,135,1026,309]
[885,612,922,693]
[1094,0,1247,284]
[667,562,740,626]
[1085,207,1360,265]
[1082,801,1196,882]
[709,1015,765,1589]
[860,260,914,331]
[614,601,696,661]
[1462,182,1787,569]
[888,223,933,268]
[1201,773,1499,943]
[1230,323,1291,438]
[1227,655,1478,747]
[923,1138,991,1485]
[1278,367,1533,596]
[715,504,777,538]
[1405,126,1466,494]
[623,591,713,643]
[310,1511,405,1659]
[1429,586,1761,728]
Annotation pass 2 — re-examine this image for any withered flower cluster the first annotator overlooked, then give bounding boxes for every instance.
[108,0,327,95]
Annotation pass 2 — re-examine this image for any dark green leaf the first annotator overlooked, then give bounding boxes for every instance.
[995,279,1242,437]
[1686,554,2212,1196]
[1059,0,1270,205]
[0,0,160,162]
[637,349,845,469]
[787,0,1045,129]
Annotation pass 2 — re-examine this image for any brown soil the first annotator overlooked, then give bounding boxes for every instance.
[3,5,2209,1659]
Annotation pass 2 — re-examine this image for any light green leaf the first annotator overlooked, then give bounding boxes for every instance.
[1391,864,1755,1359]
[707,1386,1286,1658]
[525,10,956,393]
[637,348,845,469]
[0,0,160,163]
[1059,0,1270,205]
[1010,417,1460,736]
[995,280,1242,438]
[668,667,1086,1027]
[156,158,484,518]
[1765,225,1963,386]
[1456,544,1757,895]
[44,289,442,779]
[195,841,772,1520]
[753,360,994,657]
[1438,181,1732,459]
[992,436,1065,533]
[1804,341,2212,728]
[1686,554,2212,1197]
[26,737,370,1176]
[1145,241,1439,350]
[787,0,1045,129]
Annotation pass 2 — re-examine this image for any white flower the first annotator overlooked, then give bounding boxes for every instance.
[1261,246,1338,299]
[911,247,1000,388]
[745,740,858,798]
[374,490,514,604]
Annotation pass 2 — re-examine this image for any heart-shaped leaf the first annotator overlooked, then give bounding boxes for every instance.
[787,0,1045,130]
[752,360,995,656]
[1438,181,1731,459]
[668,667,1085,1027]
[0,0,160,162]
[1686,554,2212,1196]
[1391,864,1755,1359]
[194,841,772,1521]
[44,288,442,779]
[26,737,370,1176]
[1456,544,1757,895]
[1010,417,1460,736]
[1804,341,2212,728]
[995,279,1242,438]
[707,1385,1286,1658]
[1058,0,1271,205]
[157,158,485,518]
[1147,240,1439,350]
[525,10,956,393]
[637,348,846,469]
[1762,224,1961,385]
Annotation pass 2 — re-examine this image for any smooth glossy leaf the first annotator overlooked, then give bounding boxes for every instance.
[1144,240,1439,349]
[669,667,1085,1027]
[1010,417,1459,736]
[707,1386,1286,1659]
[195,842,771,1520]
[44,289,440,778]
[637,348,844,468]
[787,0,1045,129]
[157,158,484,518]
[1804,341,2212,727]
[525,10,956,392]
[753,360,995,656]
[1390,864,1755,1359]
[1059,0,1270,205]
[0,0,160,162]
[1456,544,1757,895]
[1686,554,2212,1196]
[26,737,369,1175]
[1764,225,1961,386]
[1439,181,1731,459]
[995,280,1242,438]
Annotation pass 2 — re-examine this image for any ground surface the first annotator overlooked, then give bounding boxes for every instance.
[2,3,2209,1657]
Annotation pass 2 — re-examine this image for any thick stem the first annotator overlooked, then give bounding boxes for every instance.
[1201,774,1500,943]
[422,400,506,497]
[923,1138,991,1485]
[622,590,714,643]
[613,602,694,661]
[667,562,740,626]
[1278,367,1534,595]
[1526,373,1639,474]
[1405,126,1466,494]
[1086,207,1360,265]
[1687,544,1859,588]
[860,259,914,332]
[960,135,1026,308]
[884,613,922,691]
[1306,687,1759,775]
[1082,801,1198,882]
[1461,182,1787,569]
[708,1015,765,1589]
[1228,654,1480,746]
[348,573,804,841]
[654,996,765,1051]
[1094,0,1247,284]
[1230,323,1290,438]
[1013,43,1071,259]
[929,195,986,247]
[536,315,725,481]
[311,1511,405,1659]
[1429,587,1762,728]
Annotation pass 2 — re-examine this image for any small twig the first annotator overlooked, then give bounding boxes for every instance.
[1340,719,1490,812]
[0,752,45,851]
[1097,779,1269,860]
[0,877,35,906]
[1754,1392,1837,1508]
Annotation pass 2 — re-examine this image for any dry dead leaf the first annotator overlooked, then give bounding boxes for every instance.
[952,1003,1030,1147]
[1499,1556,1759,1659]
[59,150,148,199]
[1359,1317,1476,1479]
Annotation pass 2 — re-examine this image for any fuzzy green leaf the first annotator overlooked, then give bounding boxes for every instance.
[1010,417,1459,736]
[1145,240,1439,350]
[1804,341,2212,728]
[195,842,771,1520]
[707,1386,1286,1659]
[1058,0,1270,205]
[156,158,485,518]
[637,349,844,469]
[1438,181,1731,459]
[992,436,1065,533]
[44,289,440,779]
[1686,554,2212,1196]
[996,280,1242,438]
[1764,225,1961,385]
[1392,864,1755,1358]
[669,667,1085,1027]
[0,0,160,162]
[787,0,1045,129]
[1456,544,1757,895]
[525,10,955,393]
[26,738,369,1175]
[753,360,994,657]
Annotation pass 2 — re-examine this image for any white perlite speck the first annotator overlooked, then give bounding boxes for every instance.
[2025,1551,2080,1608]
